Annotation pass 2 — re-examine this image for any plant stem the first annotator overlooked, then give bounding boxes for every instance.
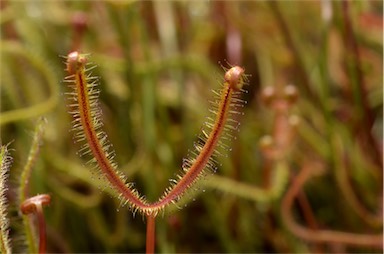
[146,215,156,254]
[20,194,51,254]
[281,163,383,248]
[0,145,12,254]
[268,1,316,105]
[340,1,382,169]
[36,203,46,254]
[0,43,59,126]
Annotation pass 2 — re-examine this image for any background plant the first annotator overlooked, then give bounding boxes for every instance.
[0,1,382,253]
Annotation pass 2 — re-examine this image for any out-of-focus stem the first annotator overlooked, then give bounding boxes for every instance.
[0,43,59,126]
[21,194,51,254]
[334,135,382,227]
[268,1,316,105]
[19,117,46,253]
[282,164,383,248]
[340,1,382,169]
[297,191,324,253]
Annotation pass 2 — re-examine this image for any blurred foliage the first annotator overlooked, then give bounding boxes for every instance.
[0,0,382,253]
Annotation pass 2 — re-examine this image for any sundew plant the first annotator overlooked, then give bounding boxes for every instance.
[0,1,382,253]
